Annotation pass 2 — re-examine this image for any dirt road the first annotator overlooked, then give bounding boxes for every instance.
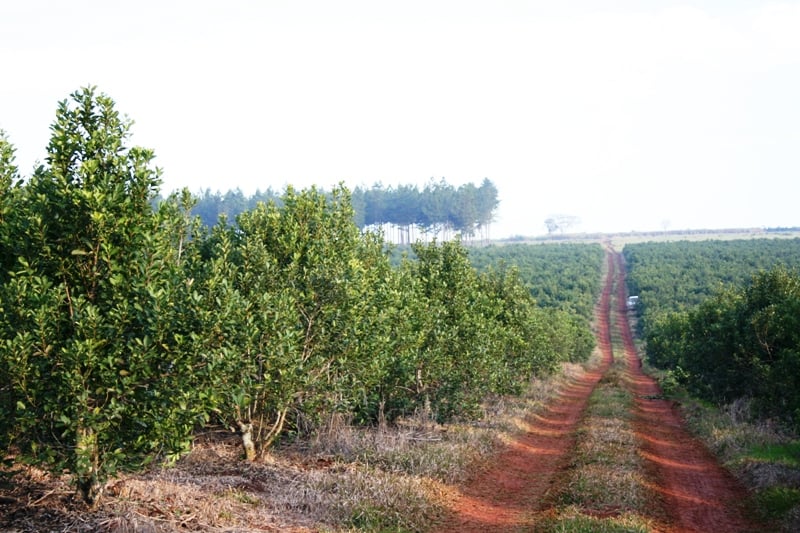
[435,250,760,532]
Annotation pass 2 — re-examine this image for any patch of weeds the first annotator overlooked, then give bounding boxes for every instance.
[348,503,419,533]
[747,442,800,468]
[755,487,800,520]
[587,387,631,419]
[536,506,652,533]
[559,464,644,512]
[306,413,497,485]
[681,397,789,462]
[552,376,649,517]
[380,439,475,482]
[226,488,260,506]
[309,466,443,532]
[597,363,625,386]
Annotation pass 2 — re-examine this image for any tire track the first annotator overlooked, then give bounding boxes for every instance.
[613,251,761,533]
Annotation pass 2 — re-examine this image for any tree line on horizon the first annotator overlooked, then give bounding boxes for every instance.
[188,178,499,244]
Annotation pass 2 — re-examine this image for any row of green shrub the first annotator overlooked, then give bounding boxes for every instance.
[624,239,800,335]
[469,242,605,321]
[645,267,800,427]
[623,241,800,429]
[0,87,595,504]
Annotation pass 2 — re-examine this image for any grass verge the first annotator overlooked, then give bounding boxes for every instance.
[540,361,655,532]
[295,363,584,531]
[535,506,652,533]
[1,362,583,532]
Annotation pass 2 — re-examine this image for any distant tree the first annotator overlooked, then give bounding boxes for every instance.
[450,183,479,237]
[363,183,388,227]
[476,178,499,240]
[386,184,421,243]
[421,178,455,238]
[249,187,280,208]
[545,214,580,235]
[192,188,223,227]
[221,188,246,219]
[188,187,281,228]
[350,186,367,227]
[188,178,500,243]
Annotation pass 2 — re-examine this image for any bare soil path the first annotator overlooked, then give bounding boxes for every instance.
[433,253,617,532]
[613,251,761,533]
[435,250,763,532]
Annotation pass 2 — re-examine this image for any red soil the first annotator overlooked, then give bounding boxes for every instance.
[435,250,762,533]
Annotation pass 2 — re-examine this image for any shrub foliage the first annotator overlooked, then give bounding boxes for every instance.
[624,241,800,428]
[0,87,598,503]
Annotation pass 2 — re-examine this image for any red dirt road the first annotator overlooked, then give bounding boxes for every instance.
[435,250,761,532]
[613,251,759,533]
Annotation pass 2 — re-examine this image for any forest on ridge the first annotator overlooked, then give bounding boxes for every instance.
[189,178,499,245]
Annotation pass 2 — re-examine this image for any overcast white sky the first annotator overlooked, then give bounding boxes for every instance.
[2,1,799,237]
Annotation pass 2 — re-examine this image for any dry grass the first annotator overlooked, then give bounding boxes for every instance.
[95,430,448,532]
[682,397,791,459]
[552,361,651,516]
[1,362,581,532]
[84,434,328,532]
[300,412,495,485]
[677,396,800,531]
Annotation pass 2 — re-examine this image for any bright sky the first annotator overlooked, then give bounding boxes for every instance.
[2,1,799,237]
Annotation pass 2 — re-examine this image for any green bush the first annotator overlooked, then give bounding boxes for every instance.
[643,266,800,429]
[0,87,604,502]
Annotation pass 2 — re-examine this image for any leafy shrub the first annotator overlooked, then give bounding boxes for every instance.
[643,266,800,429]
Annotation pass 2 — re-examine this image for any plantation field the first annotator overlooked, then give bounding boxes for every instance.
[2,87,797,531]
[500,227,800,247]
[1,87,604,530]
[624,237,800,328]
[468,242,605,321]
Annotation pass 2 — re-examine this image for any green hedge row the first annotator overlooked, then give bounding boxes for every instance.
[623,240,800,428]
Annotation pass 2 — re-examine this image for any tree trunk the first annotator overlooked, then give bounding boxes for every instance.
[238,421,256,461]
[257,409,287,461]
